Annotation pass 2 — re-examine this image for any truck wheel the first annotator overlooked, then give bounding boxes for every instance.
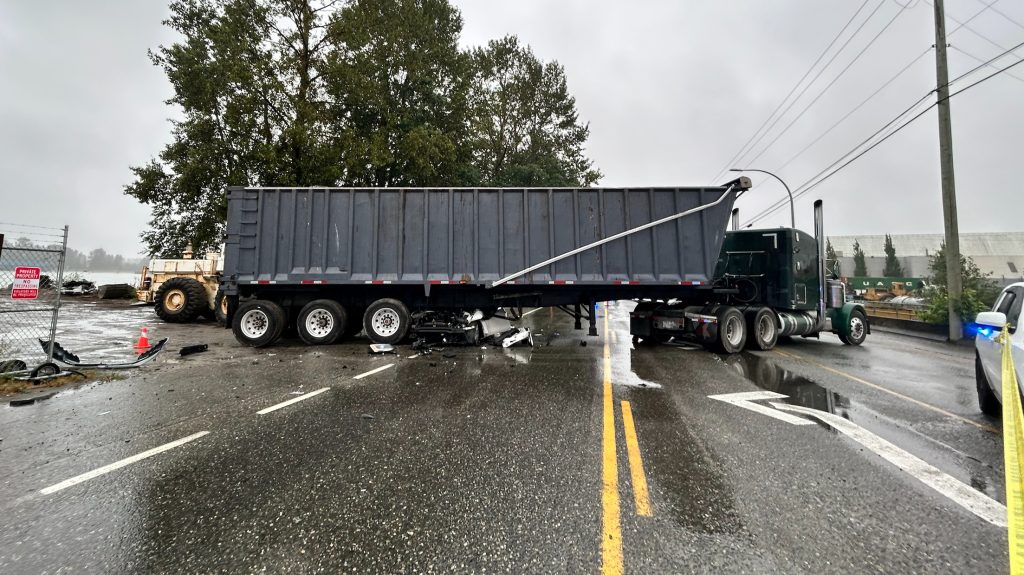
[297,300,347,345]
[714,306,746,354]
[839,310,868,346]
[154,277,208,323]
[213,290,229,326]
[746,307,778,351]
[232,300,286,348]
[976,354,1001,417]
[363,299,411,344]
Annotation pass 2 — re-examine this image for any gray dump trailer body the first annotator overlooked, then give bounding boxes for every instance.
[224,186,737,306]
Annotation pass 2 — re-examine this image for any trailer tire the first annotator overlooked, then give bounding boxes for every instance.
[154,277,208,323]
[839,310,868,346]
[297,300,347,345]
[363,299,411,344]
[746,307,778,351]
[232,300,286,348]
[714,306,747,354]
[213,290,228,326]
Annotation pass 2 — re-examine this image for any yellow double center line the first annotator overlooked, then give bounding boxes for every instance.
[601,307,652,575]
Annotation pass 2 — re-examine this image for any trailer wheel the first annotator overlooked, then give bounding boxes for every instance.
[297,300,347,345]
[154,277,208,323]
[746,307,778,351]
[714,306,746,354]
[232,300,286,347]
[213,289,229,326]
[363,299,411,344]
[839,310,868,346]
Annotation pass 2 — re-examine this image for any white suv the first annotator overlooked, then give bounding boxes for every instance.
[975,281,1024,416]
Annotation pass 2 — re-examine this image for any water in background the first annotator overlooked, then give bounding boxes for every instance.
[63,271,141,287]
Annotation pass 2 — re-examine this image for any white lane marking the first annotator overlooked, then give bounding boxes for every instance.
[708,391,815,426]
[521,308,542,318]
[353,363,394,380]
[407,353,420,359]
[257,387,330,415]
[771,402,1008,527]
[40,431,210,495]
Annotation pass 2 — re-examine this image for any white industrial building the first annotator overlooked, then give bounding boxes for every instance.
[828,232,1024,287]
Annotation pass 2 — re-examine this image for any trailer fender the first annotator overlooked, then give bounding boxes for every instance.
[832,303,870,337]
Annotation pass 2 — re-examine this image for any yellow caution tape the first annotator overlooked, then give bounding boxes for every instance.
[1000,325,1024,574]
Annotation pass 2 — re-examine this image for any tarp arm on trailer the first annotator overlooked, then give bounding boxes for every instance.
[489,177,751,288]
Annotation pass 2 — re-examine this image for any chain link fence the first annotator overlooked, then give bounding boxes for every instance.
[0,223,69,375]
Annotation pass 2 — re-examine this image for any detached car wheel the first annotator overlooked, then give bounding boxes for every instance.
[232,300,286,347]
[976,354,1001,417]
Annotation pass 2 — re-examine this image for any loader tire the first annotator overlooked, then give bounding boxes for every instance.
[154,277,207,323]
[213,289,229,326]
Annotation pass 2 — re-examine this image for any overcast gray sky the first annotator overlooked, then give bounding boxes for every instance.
[1,0,1021,257]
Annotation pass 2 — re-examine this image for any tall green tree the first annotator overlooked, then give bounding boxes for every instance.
[125,0,341,256]
[852,240,867,276]
[322,0,474,187]
[468,35,601,186]
[882,234,903,277]
[126,0,601,255]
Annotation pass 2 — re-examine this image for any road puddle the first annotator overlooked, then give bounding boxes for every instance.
[720,352,850,418]
[722,351,1004,501]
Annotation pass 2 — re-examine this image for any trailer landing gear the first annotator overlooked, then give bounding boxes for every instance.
[588,302,598,336]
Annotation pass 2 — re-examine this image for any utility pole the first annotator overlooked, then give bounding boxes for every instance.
[933,0,962,341]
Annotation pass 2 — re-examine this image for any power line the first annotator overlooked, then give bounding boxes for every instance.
[767,47,933,177]
[744,37,1024,225]
[740,0,913,169]
[720,0,893,180]
[951,44,1024,83]
[743,53,1024,226]
[970,0,1024,31]
[705,0,875,184]
[926,0,1024,59]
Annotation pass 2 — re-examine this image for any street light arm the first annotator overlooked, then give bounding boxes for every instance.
[729,168,795,229]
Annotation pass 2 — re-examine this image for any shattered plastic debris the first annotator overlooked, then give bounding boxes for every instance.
[500,327,533,348]
[369,343,396,354]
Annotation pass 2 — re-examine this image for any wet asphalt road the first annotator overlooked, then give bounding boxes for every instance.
[0,300,1009,573]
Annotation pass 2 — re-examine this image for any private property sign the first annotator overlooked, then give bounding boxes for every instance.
[12,267,42,299]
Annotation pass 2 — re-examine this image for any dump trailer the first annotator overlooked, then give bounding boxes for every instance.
[221,181,748,347]
[628,200,869,352]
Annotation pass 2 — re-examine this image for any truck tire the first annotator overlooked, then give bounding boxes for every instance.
[297,300,347,345]
[154,277,207,323]
[714,306,746,354]
[363,298,411,344]
[746,307,778,351]
[839,310,868,346]
[976,354,1001,417]
[232,300,286,347]
[213,289,228,326]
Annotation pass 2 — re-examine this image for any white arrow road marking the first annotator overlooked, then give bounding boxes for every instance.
[707,391,815,426]
[771,402,1007,527]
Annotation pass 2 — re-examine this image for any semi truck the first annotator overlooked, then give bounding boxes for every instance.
[219,180,867,352]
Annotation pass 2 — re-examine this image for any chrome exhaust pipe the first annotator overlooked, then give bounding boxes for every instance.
[813,200,827,327]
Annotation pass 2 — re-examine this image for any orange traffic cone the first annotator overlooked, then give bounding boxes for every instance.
[134,327,151,354]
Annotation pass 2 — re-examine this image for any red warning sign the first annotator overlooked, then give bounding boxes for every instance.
[12,267,42,299]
